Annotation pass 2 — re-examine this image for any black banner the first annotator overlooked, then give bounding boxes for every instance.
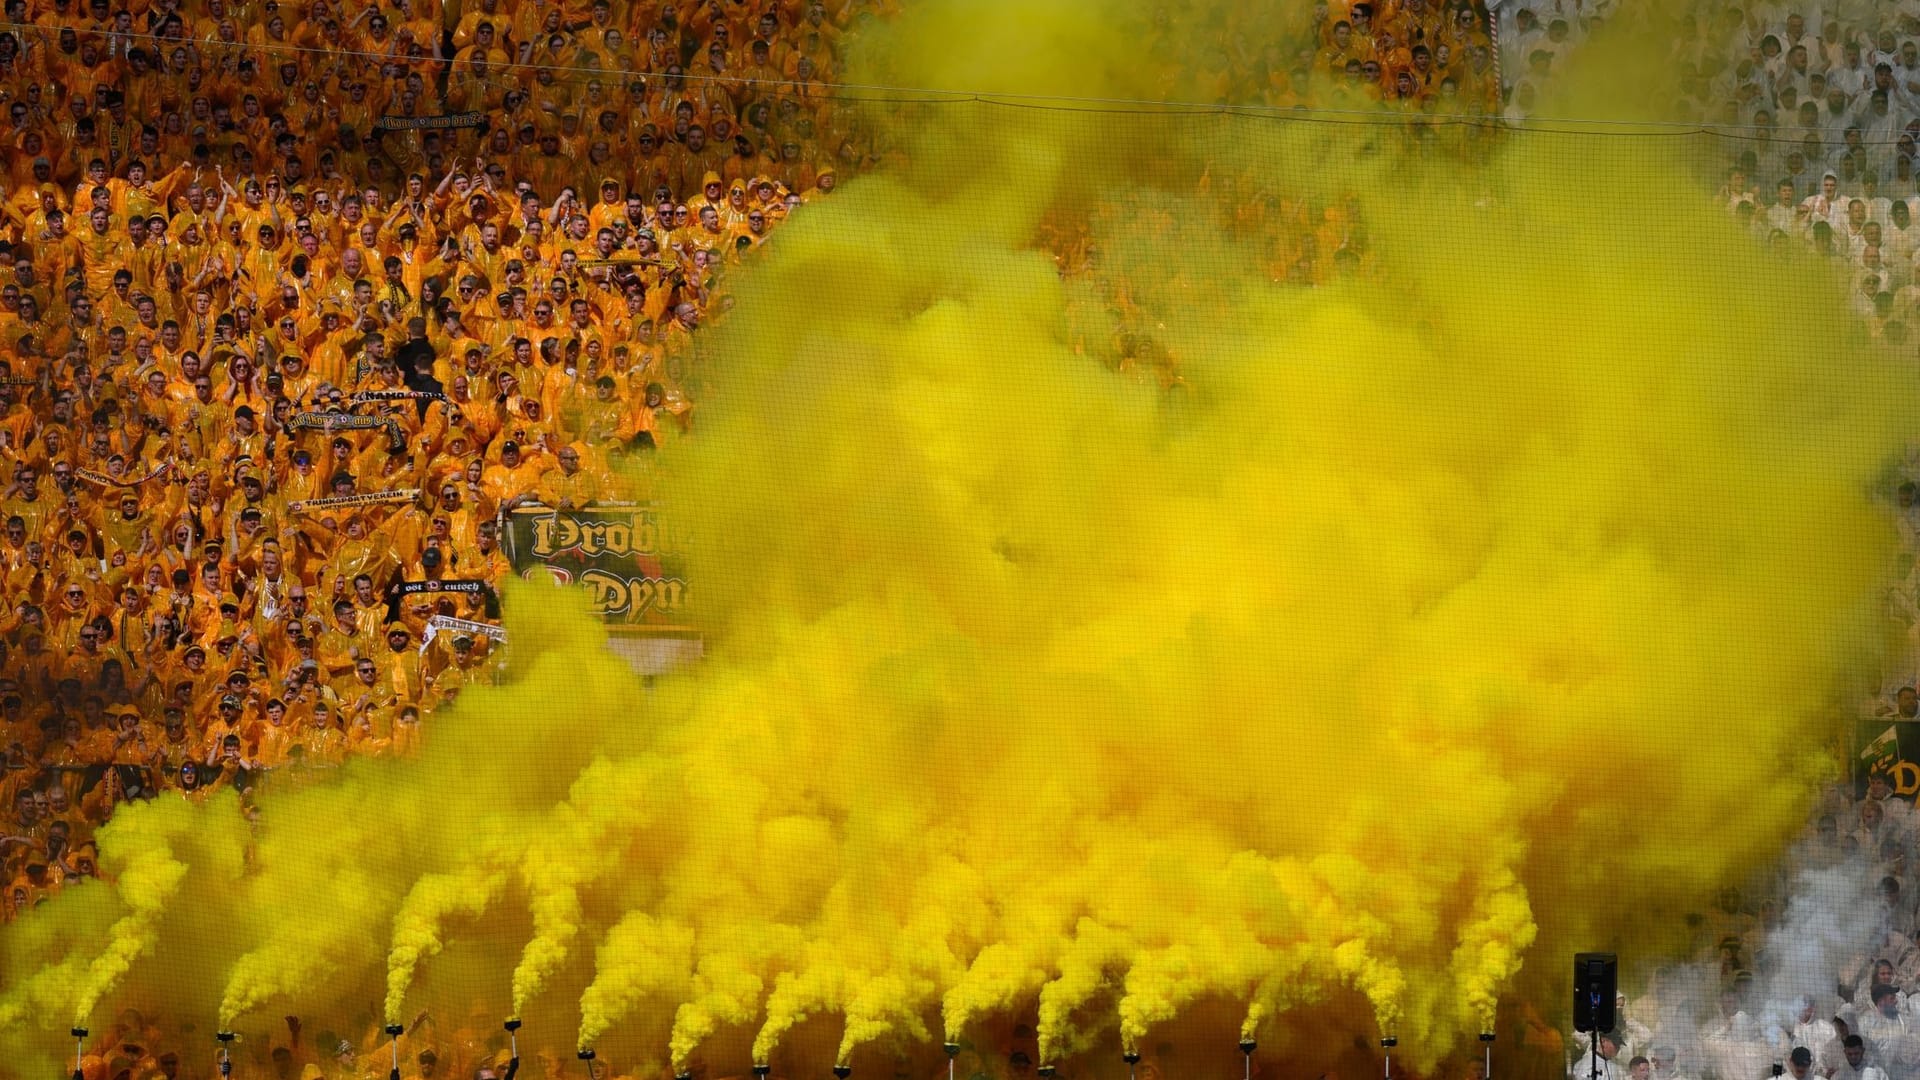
[500,504,692,626]
[387,578,500,620]
[287,410,406,452]
[372,111,488,132]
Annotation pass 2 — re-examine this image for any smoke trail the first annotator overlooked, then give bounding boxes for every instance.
[511,753,671,1015]
[754,960,846,1065]
[217,857,390,1028]
[1450,876,1537,1035]
[1737,845,1887,1048]
[67,796,200,1025]
[838,972,936,1064]
[834,900,965,1064]
[510,868,585,1019]
[207,590,635,1031]
[669,927,806,1069]
[1767,857,1888,1006]
[386,865,510,1023]
[1119,943,1251,1055]
[578,912,695,1051]
[1036,921,1132,1063]
[944,943,1051,1041]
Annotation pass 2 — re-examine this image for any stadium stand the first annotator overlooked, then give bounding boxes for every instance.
[0,0,867,924]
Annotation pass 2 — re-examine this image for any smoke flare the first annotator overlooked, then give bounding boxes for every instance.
[386,866,509,1024]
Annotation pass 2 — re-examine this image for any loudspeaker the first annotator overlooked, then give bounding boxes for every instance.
[1573,953,1618,1033]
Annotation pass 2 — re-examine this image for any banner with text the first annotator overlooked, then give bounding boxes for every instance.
[500,503,693,628]
[1857,716,1920,803]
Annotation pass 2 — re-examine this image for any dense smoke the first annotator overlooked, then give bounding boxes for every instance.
[2,1,1915,1078]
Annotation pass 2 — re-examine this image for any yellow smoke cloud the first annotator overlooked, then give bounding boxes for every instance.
[1,0,1914,1076]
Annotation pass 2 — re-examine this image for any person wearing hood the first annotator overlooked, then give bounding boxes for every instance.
[1835,1034,1894,1080]
[532,442,603,510]
[1787,997,1842,1073]
[1803,172,1849,230]
[1649,1045,1694,1080]
[1707,1009,1775,1080]
[1572,1031,1624,1080]
[1859,983,1920,1079]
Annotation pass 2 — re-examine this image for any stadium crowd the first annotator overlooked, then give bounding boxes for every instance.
[1650,0,1920,343]
[1543,6,1920,1080]
[0,0,871,927]
[1303,0,1503,112]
